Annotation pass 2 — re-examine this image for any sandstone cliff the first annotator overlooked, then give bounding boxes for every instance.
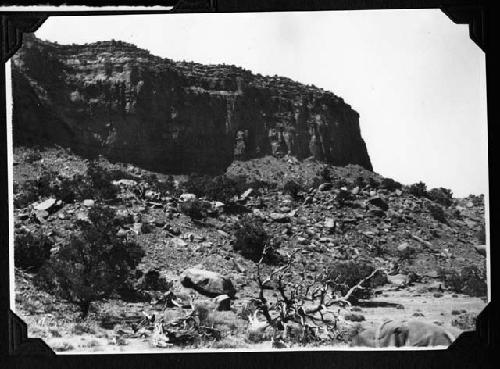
[12,34,372,174]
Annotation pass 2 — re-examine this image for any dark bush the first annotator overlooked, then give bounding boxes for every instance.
[335,189,354,207]
[139,270,172,291]
[22,149,42,163]
[477,224,486,244]
[283,179,303,199]
[178,199,209,220]
[35,204,145,317]
[428,203,447,223]
[207,175,247,202]
[407,181,427,197]
[467,194,484,207]
[443,266,487,297]
[15,230,54,271]
[234,216,271,261]
[324,261,387,302]
[15,162,118,207]
[143,174,178,196]
[183,174,247,203]
[319,167,331,182]
[380,177,402,192]
[13,181,39,208]
[86,161,118,200]
[368,177,380,189]
[354,176,367,189]
[427,187,453,207]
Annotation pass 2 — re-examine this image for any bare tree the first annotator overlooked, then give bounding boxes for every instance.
[251,246,385,344]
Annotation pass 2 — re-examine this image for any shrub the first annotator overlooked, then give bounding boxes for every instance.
[427,188,453,207]
[310,176,324,189]
[354,176,366,189]
[234,216,270,261]
[380,177,402,192]
[178,199,209,220]
[86,161,118,200]
[207,175,247,202]
[143,173,178,196]
[183,174,247,203]
[442,266,487,297]
[13,181,38,208]
[22,149,42,163]
[428,203,447,223]
[14,162,118,207]
[477,224,486,244]
[368,177,380,189]
[283,179,303,199]
[407,181,427,197]
[452,313,477,331]
[319,167,331,182]
[53,173,94,203]
[35,204,145,317]
[14,230,54,271]
[335,189,354,207]
[324,261,387,302]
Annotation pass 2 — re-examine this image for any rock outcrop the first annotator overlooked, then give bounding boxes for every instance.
[12,34,372,174]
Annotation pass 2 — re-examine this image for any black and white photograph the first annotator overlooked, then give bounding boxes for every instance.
[6,8,489,353]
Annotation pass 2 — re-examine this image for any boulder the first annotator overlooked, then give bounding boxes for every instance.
[214,294,231,311]
[180,268,236,298]
[351,320,455,347]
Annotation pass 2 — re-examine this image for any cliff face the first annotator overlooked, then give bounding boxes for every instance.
[12,34,372,174]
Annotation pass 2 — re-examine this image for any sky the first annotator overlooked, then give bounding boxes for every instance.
[33,10,488,197]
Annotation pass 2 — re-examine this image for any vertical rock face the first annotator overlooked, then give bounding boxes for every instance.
[12,34,372,173]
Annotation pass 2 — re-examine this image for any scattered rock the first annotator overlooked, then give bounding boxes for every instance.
[367,196,389,211]
[270,213,290,223]
[112,179,138,187]
[171,238,188,247]
[217,230,229,238]
[33,198,57,212]
[132,222,143,235]
[324,217,335,230]
[83,199,95,207]
[318,183,332,191]
[397,242,411,253]
[116,228,129,238]
[180,193,197,202]
[240,188,253,201]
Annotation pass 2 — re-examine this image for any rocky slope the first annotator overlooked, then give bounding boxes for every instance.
[12,34,372,174]
[12,147,487,351]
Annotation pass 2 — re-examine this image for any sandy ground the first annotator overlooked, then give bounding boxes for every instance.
[23,281,485,354]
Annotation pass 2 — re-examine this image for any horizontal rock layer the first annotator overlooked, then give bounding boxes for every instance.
[12,34,372,174]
